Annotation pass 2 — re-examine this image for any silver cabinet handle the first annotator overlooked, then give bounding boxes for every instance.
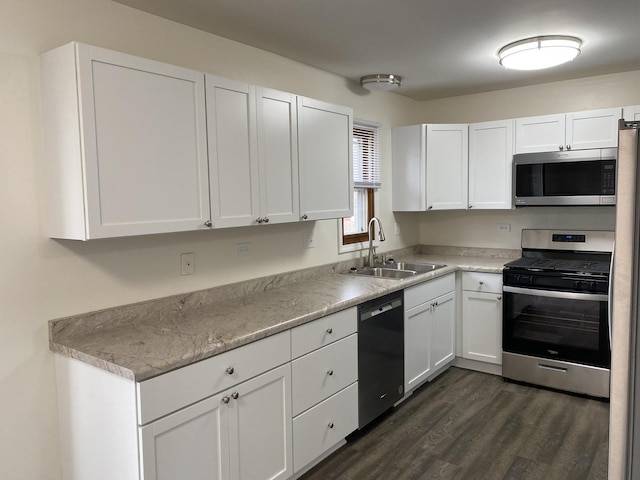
[204,220,212,227]
[328,422,334,429]
[256,217,263,224]
[231,392,239,400]
[222,396,230,404]
[428,206,433,210]
[479,281,484,285]
[559,145,564,150]
[226,367,234,375]
[302,214,308,220]
[326,327,333,334]
[468,205,472,209]
[566,145,571,150]
[497,296,502,301]
[263,217,269,223]
[327,369,334,376]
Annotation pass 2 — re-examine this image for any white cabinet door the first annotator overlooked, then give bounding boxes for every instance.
[298,97,353,221]
[462,290,503,365]
[565,108,621,150]
[206,75,260,228]
[140,364,292,480]
[430,291,456,373]
[515,108,621,154]
[468,120,514,209]
[404,301,432,393]
[623,105,640,121]
[139,393,229,480]
[392,124,426,211]
[256,88,300,224]
[230,364,293,480]
[425,124,469,210]
[42,42,211,239]
[514,114,565,154]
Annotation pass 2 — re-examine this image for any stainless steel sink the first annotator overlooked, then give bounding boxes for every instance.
[347,262,446,279]
[381,262,446,273]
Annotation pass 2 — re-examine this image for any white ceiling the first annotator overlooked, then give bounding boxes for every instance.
[114,0,640,101]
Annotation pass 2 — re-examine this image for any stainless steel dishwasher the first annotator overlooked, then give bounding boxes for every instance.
[358,290,404,429]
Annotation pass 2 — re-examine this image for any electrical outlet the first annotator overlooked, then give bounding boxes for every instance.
[303,231,315,249]
[180,253,195,276]
[498,223,511,232]
[236,242,252,257]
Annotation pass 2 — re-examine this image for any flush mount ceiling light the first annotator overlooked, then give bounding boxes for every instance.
[360,74,401,91]
[499,35,582,71]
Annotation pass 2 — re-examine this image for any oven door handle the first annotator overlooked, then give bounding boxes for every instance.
[503,286,608,302]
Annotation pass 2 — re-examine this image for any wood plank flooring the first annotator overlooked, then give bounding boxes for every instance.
[300,367,609,480]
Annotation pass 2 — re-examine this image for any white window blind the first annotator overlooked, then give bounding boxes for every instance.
[353,123,380,188]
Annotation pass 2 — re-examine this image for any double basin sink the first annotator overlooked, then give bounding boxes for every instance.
[347,261,446,280]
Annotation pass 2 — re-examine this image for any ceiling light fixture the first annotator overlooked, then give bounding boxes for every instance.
[499,35,582,71]
[360,74,401,91]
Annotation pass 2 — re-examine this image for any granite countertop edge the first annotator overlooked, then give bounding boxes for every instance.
[49,251,515,382]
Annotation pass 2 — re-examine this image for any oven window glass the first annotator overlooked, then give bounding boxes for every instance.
[544,160,604,196]
[509,293,600,350]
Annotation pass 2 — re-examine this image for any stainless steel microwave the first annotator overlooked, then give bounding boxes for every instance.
[513,148,617,206]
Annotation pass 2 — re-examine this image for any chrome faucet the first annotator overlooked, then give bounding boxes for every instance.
[367,216,386,267]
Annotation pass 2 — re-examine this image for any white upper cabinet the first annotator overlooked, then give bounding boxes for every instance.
[392,124,468,211]
[298,97,353,221]
[468,119,514,210]
[206,75,259,228]
[426,124,469,210]
[515,108,622,154]
[206,79,300,228]
[623,105,640,121]
[256,88,300,225]
[42,42,211,240]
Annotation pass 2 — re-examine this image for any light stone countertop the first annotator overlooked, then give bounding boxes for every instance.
[49,247,518,382]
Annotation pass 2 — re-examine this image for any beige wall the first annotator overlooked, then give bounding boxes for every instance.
[0,1,418,478]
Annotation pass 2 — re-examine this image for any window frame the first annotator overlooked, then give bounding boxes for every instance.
[339,119,380,252]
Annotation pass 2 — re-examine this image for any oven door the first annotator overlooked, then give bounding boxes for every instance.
[502,286,610,368]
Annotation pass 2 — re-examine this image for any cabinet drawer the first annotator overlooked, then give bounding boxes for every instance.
[137,330,291,425]
[404,273,455,310]
[462,272,502,294]
[291,307,357,359]
[293,382,358,473]
[292,334,358,416]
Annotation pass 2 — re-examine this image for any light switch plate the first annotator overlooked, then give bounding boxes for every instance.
[180,253,195,275]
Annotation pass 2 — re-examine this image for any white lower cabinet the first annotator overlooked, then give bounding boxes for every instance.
[290,308,358,475]
[292,383,358,473]
[139,363,293,480]
[404,273,456,393]
[462,272,503,365]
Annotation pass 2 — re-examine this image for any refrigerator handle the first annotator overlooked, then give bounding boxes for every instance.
[609,239,615,350]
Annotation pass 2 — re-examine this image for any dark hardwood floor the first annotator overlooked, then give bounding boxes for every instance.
[300,367,609,480]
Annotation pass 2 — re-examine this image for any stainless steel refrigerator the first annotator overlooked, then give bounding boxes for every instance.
[610,120,640,479]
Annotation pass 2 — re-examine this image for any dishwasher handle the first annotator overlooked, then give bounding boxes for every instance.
[360,298,403,321]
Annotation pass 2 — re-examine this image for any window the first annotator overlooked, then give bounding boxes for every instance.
[342,121,380,246]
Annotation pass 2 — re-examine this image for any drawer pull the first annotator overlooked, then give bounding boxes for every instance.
[231,392,239,400]
[222,396,230,404]
[328,422,334,429]
[326,327,333,334]
[327,369,334,376]
[497,296,502,301]
[479,281,484,285]
[226,367,235,375]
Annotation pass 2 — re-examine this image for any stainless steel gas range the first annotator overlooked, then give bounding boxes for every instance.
[502,229,614,399]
